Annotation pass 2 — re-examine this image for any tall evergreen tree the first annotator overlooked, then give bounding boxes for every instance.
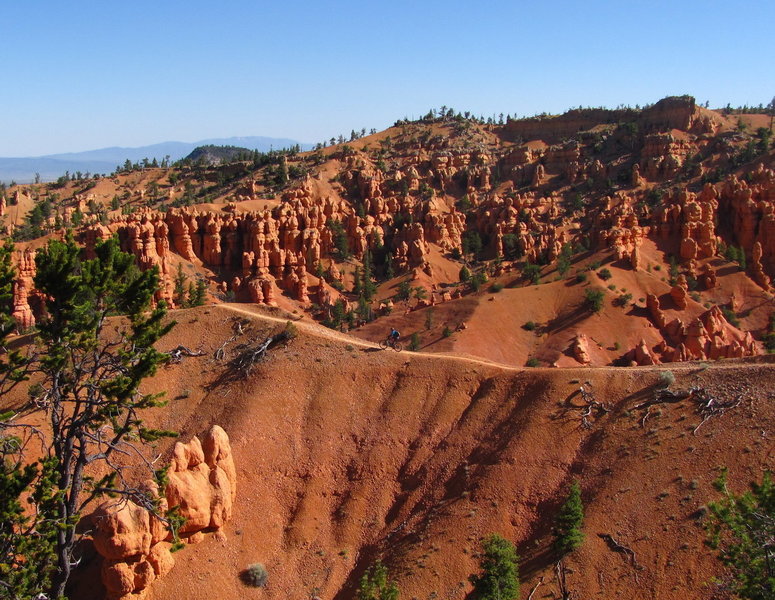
[469,533,520,600]
[1,235,180,597]
[553,480,585,555]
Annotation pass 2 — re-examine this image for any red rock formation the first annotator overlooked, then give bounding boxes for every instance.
[700,264,717,290]
[91,426,235,600]
[570,334,591,364]
[670,278,688,310]
[624,339,659,366]
[749,241,771,290]
[12,248,37,331]
[646,293,667,329]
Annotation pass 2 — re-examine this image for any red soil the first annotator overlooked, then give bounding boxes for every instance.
[57,304,772,600]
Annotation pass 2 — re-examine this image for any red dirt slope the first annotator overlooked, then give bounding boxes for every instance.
[96,304,775,600]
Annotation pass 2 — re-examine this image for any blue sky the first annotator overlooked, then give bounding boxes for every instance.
[1,0,772,156]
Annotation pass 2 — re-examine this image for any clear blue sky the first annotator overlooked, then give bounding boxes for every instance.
[1,0,772,156]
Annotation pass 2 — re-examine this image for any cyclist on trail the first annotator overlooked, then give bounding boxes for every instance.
[389,328,400,343]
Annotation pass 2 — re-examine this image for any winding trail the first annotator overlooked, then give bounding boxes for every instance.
[214,303,774,374]
[217,303,522,371]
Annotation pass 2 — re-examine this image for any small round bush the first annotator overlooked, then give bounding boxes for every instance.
[597,268,612,281]
[657,370,675,389]
[490,282,504,292]
[241,563,269,588]
[525,357,540,367]
[523,321,537,331]
[576,272,587,284]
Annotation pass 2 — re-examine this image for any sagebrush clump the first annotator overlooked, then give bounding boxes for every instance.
[241,563,268,588]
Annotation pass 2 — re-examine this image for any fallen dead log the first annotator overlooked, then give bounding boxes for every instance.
[598,533,642,582]
[166,345,206,363]
[573,383,611,428]
[633,386,743,432]
[228,330,291,379]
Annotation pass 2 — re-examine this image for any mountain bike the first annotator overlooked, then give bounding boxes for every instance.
[379,337,403,352]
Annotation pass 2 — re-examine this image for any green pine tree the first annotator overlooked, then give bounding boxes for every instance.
[0,235,180,598]
[384,251,395,279]
[353,266,363,296]
[0,240,57,598]
[396,280,411,301]
[361,251,377,301]
[469,533,520,600]
[553,480,585,555]
[0,240,27,388]
[408,332,421,351]
[186,279,207,307]
[706,468,774,600]
[174,263,188,306]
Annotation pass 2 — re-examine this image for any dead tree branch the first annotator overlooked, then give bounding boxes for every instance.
[229,331,290,379]
[214,318,250,361]
[633,386,744,432]
[573,383,610,428]
[166,345,206,364]
[692,389,742,435]
[554,560,574,600]
[599,533,639,567]
[527,576,544,600]
[599,533,642,582]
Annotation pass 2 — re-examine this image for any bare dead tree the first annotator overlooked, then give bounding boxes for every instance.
[633,385,743,432]
[572,382,610,428]
[214,318,250,361]
[229,331,290,379]
[554,560,574,600]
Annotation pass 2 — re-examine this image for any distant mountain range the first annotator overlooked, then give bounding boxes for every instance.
[0,136,312,183]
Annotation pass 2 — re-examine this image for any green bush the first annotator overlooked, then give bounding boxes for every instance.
[553,480,585,555]
[575,272,587,284]
[597,268,612,281]
[522,321,537,331]
[356,560,399,600]
[490,282,504,293]
[657,370,675,389]
[442,326,452,338]
[614,292,633,307]
[523,263,541,285]
[469,534,520,600]
[241,563,268,588]
[525,357,539,367]
[584,288,605,313]
[471,271,488,291]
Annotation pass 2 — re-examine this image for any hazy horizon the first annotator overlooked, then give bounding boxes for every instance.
[2,0,772,157]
